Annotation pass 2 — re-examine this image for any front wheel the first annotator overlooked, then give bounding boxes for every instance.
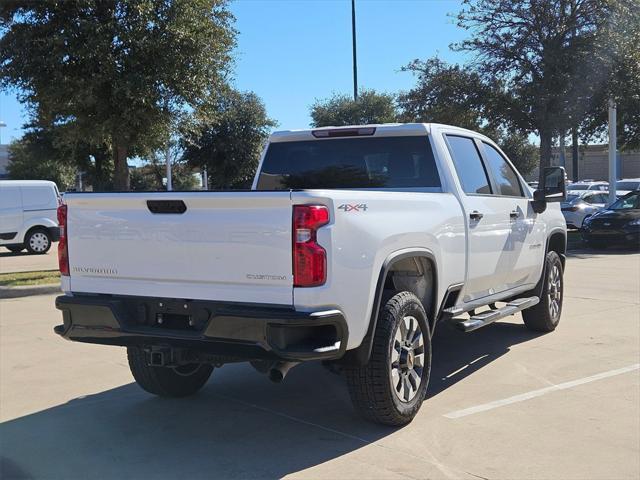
[127,347,213,397]
[346,291,432,426]
[522,251,564,332]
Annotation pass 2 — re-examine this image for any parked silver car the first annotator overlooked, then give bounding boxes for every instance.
[616,178,640,197]
[567,181,609,193]
[561,191,609,229]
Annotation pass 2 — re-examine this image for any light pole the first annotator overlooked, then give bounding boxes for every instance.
[0,121,6,144]
[608,99,617,205]
[351,0,358,101]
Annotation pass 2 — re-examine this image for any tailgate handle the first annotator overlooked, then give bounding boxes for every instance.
[147,200,187,214]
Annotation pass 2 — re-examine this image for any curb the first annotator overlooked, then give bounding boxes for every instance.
[0,284,61,299]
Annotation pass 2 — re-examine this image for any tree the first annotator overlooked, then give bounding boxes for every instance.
[7,133,77,190]
[454,0,611,178]
[131,142,200,191]
[399,57,538,175]
[398,58,502,130]
[0,0,236,190]
[310,89,398,127]
[580,0,640,150]
[183,90,276,189]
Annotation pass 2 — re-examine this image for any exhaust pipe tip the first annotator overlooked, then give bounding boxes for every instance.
[267,361,300,383]
[268,369,284,383]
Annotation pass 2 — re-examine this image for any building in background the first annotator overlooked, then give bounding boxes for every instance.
[0,144,9,179]
[527,144,640,182]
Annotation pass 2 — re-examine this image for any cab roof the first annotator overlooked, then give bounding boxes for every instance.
[268,123,489,143]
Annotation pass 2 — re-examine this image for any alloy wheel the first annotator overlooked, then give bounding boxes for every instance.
[390,315,425,402]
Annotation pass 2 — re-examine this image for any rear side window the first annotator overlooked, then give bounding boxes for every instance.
[256,136,440,190]
[21,186,56,210]
[445,135,491,195]
[482,142,524,197]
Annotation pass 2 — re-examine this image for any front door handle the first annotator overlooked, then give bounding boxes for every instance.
[510,210,520,220]
[469,211,484,221]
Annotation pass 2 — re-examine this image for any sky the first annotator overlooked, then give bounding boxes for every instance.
[0,0,469,145]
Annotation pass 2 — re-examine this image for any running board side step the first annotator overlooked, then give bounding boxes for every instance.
[453,297,540,332]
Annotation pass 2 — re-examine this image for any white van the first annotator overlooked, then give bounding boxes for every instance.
[0,180,61,254]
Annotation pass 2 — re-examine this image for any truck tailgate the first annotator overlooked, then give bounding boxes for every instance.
[64,192,293,305]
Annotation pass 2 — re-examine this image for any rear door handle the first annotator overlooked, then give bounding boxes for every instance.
[510,210,520,219]
[469,211,484,221]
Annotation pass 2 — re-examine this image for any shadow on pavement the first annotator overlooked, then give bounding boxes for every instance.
[0,321,542,479]
[0,251,30,258]
[567,245,640,258]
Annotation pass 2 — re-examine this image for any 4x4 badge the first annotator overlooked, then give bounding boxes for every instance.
[338,203,368,212]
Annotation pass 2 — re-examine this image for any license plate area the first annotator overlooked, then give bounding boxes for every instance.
[129,298,211,332]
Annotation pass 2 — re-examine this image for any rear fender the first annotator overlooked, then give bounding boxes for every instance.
[340,249,438,366]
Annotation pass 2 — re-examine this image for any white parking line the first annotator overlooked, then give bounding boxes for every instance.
[444,363,640,419]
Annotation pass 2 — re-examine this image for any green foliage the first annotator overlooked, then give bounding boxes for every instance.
[131,143,200,191]
[398,58,502,130]
[7,132,77,190]
[183,90,276,189]
[310,89,398,127]
[399,57,537,175]
[454,0,612,171]
[580,0,640,150]
[0,0,237,190]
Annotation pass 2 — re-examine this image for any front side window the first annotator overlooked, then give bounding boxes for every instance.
[256,136,440,190]
[482,143,524,197]
[445,135,491,195]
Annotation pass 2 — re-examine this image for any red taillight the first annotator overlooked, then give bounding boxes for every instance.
[57,204,69,276]
[293,205,329,287]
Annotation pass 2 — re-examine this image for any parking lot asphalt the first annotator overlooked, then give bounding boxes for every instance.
[0,250,59,274]
[1,249,638,479]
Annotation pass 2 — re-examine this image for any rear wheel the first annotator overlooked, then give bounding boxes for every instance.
[6,245,24,253]
[127,347,213,397]
[522,251,563,332]
[346,291,431,426]
[25,228,52,254]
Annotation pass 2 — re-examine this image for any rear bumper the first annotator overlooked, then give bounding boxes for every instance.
[55,294,348,362]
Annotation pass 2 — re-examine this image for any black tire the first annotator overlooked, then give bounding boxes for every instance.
[345,291,432,426]
[24,228,52,254]
[522,251,564,332]
[127,347,213,397]
[6,245,24,253]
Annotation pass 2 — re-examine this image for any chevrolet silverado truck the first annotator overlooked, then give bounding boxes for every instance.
[55,123,567,425]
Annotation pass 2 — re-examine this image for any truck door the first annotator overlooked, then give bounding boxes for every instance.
[444,134,512,303]
[478,141,546,290]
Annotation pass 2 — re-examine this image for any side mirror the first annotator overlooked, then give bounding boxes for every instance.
[532,167,567,214]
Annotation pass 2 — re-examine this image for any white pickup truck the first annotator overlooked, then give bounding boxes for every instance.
[55,123,567,425]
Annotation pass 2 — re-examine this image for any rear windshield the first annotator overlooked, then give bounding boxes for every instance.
[255,136,441,190]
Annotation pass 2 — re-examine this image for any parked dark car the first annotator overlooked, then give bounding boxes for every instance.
[581,191,640,248]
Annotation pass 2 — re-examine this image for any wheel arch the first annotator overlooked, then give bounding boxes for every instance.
[341,249,438,366]
[547,229,567,268]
